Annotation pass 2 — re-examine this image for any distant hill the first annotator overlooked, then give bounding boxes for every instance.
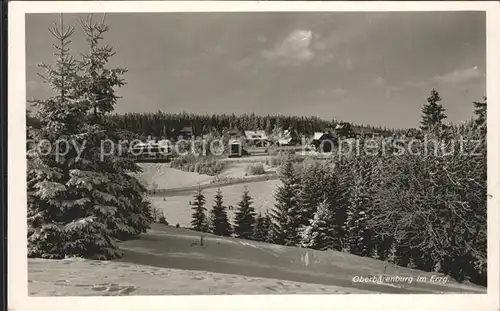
[105,112,401,139]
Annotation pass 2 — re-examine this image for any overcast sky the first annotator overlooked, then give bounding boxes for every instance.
[26,11,486,128]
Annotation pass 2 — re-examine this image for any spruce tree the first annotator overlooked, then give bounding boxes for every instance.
[78,14,152,241]
[296,162,325,226]
[332,157,352,251]
[191,188,208,232]
[300,199,336,251]
[209,188,232,236]
[269,153,301,246]
[252,212,271,242]
[234,187,256,240]
[27,14,152,260]
[420,89,447,132]
[343,157,374,257]
[473,97,487,132]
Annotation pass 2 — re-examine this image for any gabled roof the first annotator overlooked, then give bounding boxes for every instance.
[313,131,336,141]
[133,142,151,148]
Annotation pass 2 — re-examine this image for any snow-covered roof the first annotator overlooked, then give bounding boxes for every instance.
[313,132,324,140]
[133,142,153,148]
[278,137,293,145]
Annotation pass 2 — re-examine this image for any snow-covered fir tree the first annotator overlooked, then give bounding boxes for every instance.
[252,211,271,242]
[343,157,375,257]
[322,162,343,250]
[473,96,487,132]
[209,188,232,236]
[27,14,152,260]
[191,187,208,232]
[300,199,336,251]
[234,187,256,240]
[296,161,326,227]
[269,153,301,246]
[331,157,352,251]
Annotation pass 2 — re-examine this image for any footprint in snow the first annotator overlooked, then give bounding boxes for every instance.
[117,286,136,296]
[91,283,136,296]
[106,284,122,292]
[91,285,108,291]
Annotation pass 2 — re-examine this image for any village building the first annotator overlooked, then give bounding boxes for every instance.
[128,140,170,162]
[228,139,243,157]
[404,128,422,139]
[311,131,337,153]
[334,122,355,138]
[277,128,301,146]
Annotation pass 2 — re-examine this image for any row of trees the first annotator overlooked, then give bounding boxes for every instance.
[190,187,272,242]
[189,90,487,286]
[105,111,395,139]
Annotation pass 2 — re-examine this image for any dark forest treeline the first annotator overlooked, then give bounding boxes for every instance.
[105,112,398,138]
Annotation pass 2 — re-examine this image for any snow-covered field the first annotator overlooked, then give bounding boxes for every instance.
[150,179,279,227]
[28,159,487,297]
[28,225,487,296]
[134,163,215,190]
[29,258,369,296]
[133,161,280,227]
[135,162,277,192]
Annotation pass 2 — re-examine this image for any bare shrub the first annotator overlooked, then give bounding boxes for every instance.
[245,163,266,175]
